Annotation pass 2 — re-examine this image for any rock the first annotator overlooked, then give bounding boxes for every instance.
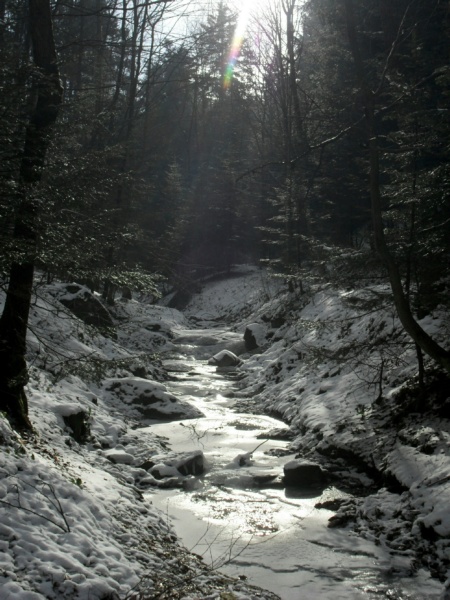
[149,451,205,479]
[208,350,242,368]
[244,327,258,350]
[270,316,285,329]
[327,499,359,528]
[104,377,204,421]
[176,452,205,476]
[131,365,147,378]
[139,459,156,471]
[143,403,201,421]
[256,427,295,441]
[328,513,355,528]
[283,459,327,488]
[244,323,266,351]
[63,411,90,444]
[251,472,281,487]
[315,498,349,511]
[104,448,135,464]
[58,284,115,332]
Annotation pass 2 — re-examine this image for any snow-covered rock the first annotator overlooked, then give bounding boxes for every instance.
[145,450,205,479]
[104,447,135,464]
[51,282,115,331]
[103,377,204,421]
[208,349,242,368]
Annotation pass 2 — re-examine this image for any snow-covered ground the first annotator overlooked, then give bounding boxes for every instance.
[0,275,280,600]
[0,265,449,599]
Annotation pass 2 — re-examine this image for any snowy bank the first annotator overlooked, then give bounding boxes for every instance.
[234,282,450,591]
[0,283,280,600]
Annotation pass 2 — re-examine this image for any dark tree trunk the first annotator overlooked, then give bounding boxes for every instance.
[0,0,63,430]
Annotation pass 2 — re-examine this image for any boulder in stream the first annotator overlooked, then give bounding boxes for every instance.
[208,349,242,368]
[144,450,205,479]
[283,459,327,488]
[104,447,135,465]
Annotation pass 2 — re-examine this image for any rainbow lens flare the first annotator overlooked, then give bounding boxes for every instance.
[223,7,251,90]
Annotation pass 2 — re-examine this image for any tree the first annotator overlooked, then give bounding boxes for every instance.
[296,1,370,248]
[0,0,63,429]
[171,3,259,277]
[342,0,450,375]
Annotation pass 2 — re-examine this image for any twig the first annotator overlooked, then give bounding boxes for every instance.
[0,480,71,533]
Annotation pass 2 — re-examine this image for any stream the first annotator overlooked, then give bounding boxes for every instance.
[144,326,440,600]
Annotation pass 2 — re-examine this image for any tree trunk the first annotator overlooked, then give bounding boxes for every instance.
[344,0,450,376]
[0,0,63,430]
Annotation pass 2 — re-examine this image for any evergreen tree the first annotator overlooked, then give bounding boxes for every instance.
[313,0,450,374]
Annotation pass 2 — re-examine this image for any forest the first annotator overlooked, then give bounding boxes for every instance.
[1,0,449,427]
[0,1,450,598]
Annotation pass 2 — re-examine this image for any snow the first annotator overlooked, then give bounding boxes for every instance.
[0,267,449,599]
[0,446,143,598]
[230,278,450,595]
[184,266,282,323]
[102,376,204,420]
[0,282,280,600]
[184,269,450,596]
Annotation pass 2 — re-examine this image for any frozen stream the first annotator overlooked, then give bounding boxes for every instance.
[144,327,439,600]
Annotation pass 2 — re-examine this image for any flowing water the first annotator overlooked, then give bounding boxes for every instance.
[144,327,441,600]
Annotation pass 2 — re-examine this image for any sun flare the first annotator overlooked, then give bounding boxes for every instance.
[223,0,258,89]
